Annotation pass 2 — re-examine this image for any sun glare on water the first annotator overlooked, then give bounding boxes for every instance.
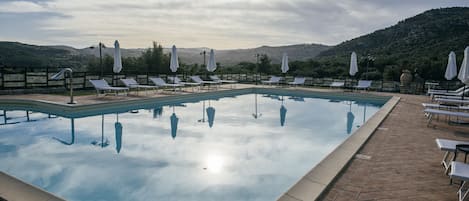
[205,154,225,174]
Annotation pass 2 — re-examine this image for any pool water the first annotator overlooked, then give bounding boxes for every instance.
[0,93,383,201]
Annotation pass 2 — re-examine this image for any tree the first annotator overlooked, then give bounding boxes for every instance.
[258,54,271,74]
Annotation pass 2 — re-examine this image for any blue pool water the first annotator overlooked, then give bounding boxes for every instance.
[0,93,384,201]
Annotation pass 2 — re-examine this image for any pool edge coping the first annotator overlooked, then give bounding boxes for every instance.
[277,95,400,201]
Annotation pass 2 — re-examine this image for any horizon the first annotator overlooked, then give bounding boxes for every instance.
[0,1,468,50]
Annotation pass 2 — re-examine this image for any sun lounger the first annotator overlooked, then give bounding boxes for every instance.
[330,81,345,88]
[168,76,201,91]
[120,78,157,94]
[436,139,469,174]
[261,76,281,85]
[435,98,469,105]
[428,85,466,95]
[190,76,219,90]
[288,77,305,87]
[149,77,183,91]
[449,161,469,201]
[424,108,469,126]
[89,79,129,96]
[354,80,372,90]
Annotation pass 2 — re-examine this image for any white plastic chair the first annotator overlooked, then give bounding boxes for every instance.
[354,80,372,90]
[288,77,305,87]
[120,78,157,94]
[261,76,281,85]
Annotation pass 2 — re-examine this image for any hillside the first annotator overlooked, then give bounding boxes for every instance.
[317,7,469,79]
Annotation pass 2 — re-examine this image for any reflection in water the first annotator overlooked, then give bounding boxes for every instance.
[53,118,75,145]
[115,113,122,153]
[153,106,163,119]
[91,114,109,148]
[0,93,385,201]
[280,96,287,127]
[346,102,354,134]
[252,93,262,119]
[170,106,179,139]
[198,101,206,123]
[206,101,216,128]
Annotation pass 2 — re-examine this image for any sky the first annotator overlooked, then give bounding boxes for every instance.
[0,0,468,50]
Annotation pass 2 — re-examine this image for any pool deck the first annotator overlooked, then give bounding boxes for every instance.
[0,84,468,201]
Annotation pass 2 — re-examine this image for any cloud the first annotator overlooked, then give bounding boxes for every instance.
[0,0,468,49]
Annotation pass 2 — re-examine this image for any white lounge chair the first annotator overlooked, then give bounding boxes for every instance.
[190,76,219,90]
[424,108,469,126]
[436,139,469,174]
[354,80,372,90]
[288,77,305,87]
[428,85,466,95]
[120,78,157,94]
[449,161,469,201]
[330,81,345,88]
[168,76,201,91]
[149,77,183,91]
[89,79,129,96]
[262,76,281,85]
[210,75,237,88]
[434,98,469,105]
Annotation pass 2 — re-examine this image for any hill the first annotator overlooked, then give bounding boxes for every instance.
[317,7,469,79]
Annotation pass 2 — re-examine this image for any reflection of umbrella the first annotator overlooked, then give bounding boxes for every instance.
[170,107,179,139]
[115,113,122,153]
[281,53,289,73]
[206,102,216,128]
[113,40,122,73]
[153,106,163,118]
[207,49,216,72]
[280,105,287,127]
[53,118,75,145]
[346,102,354,134]
[349,52,358,76]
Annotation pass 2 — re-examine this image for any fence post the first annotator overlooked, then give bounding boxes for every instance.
[46,66,49,87]
[83,72,87,89]
[1,66,4,90]
[24,66,27,88]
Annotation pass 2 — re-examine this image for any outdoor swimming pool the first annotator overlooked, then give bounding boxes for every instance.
[0,91,387,201]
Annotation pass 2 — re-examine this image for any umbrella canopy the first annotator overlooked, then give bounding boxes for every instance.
[445,51,457,80]
[206,106,216,128]
[458,47,469,84]
[346,111,355,134]
[170,45,179,73]
[207,49,217,72]
[113,40,122,73]
[349,52,358,76]
[170,112,179,139]
[281,53,289,73]
[280,105,287,127]
[115,121,122,153]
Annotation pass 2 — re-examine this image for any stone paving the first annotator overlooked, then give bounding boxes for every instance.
[1,86,468,200]
[318,93,469,201]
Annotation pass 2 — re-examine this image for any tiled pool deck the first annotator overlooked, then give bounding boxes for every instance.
[0,84,467,201]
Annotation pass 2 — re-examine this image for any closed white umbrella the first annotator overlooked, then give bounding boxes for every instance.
[349,52,358,76]
[281,53,289,73]
[458,47,469,84]
[170,45,179,73]
[170,45,179,92]
[113,40,122,73]
[445,51,457,80]
[207,49,217,72]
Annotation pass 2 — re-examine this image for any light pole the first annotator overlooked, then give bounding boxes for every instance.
[254,53,260,85]
[365,54,374,80]
[89,42,106,79]
[200,50,207,67]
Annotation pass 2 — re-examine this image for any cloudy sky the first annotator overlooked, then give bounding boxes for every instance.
[0,0,468,49]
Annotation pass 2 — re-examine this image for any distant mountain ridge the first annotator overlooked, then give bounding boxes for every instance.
[0,41,330,68]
